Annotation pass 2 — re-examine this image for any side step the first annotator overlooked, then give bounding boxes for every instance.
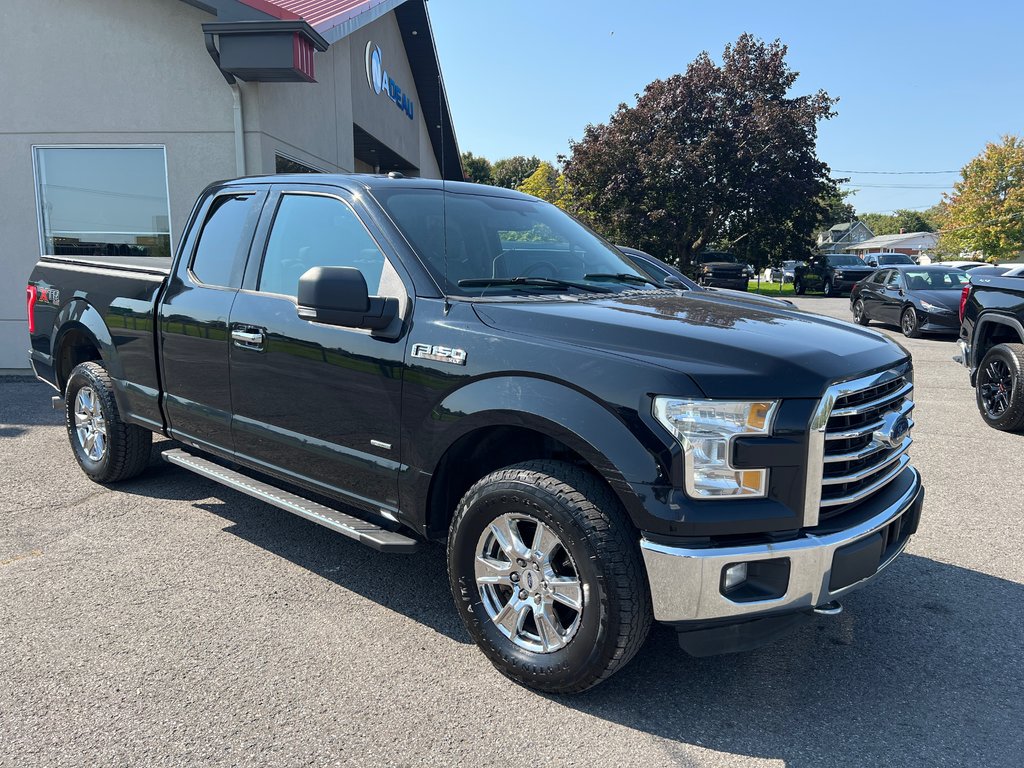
[162,448,419,554]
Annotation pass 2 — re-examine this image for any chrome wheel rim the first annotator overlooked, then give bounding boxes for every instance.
[854,300,864,321]
[980,359,1012,417]
[475,513,583,653]
[74,386,107,462]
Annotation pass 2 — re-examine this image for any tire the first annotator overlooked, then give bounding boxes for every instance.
[794,279,806,296]
[448,460,652,694]
[852,299,870,325]
[65,361,152,483]
[975,343,1024,431]
[901,307,921,338]
[823,279,835,298]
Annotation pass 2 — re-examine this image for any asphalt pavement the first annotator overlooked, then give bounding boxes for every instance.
[2,295,1023,767]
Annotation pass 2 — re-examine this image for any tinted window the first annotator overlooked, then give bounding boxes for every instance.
[191,194,254,287]
[828,255,867,266]
[886,271,902,288]
[259,194,385,298]
[879,254,915,265]
[869,270,887,283]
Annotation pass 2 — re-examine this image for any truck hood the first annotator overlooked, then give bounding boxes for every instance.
[473,291,909,399]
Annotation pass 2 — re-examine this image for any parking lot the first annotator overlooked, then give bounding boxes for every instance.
[1,295,1022,768]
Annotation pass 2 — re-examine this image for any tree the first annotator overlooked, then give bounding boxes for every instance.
[942,135,1024,260]
[517,161,571,209]
[492,155,541,190]
[857,209,935,236]
[461,151,493,184]
[561,34,838,269]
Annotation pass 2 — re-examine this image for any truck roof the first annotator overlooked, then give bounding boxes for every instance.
[217,173,534,200]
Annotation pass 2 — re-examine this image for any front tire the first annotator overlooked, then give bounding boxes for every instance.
[65,361,152,483]
[976,343,1024,431]
[823,279,835,297]
[794,279,806,295]
[852,299,870,325]
[448,460,652,694]
[901,307,921,338]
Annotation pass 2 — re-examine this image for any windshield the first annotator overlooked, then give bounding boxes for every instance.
[699,252,741,264]
[904,269,970,290]
[879,254,915,265]
[828,255,867,266]
[374,189,649,297]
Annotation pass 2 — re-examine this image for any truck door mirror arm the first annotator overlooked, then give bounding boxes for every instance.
[296,266,399,331]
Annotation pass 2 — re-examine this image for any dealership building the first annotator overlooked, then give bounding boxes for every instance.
[0,0,460,371]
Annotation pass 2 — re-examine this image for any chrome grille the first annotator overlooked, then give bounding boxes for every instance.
[805,366,914,525]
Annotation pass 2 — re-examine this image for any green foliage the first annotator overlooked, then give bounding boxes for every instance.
[942,135,1024,259]
[461,151,493,184]
[562,34,838,270]
[516,162,573,210]
[492,155,541,190]
[857,209,936,236]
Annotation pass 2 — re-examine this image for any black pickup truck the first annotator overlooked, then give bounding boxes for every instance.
[27,174,924,693]
[958,272,1024,431]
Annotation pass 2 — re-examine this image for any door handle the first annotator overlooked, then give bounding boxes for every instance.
[231,329,265,349]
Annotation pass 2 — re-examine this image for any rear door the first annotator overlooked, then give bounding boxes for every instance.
[860,270,890,317]
[228,185,411,517]
[158,187,267,454]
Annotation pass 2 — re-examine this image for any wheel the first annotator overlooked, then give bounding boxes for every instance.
[900,307,921,338]
[823,279,835,297]
[794,279,806,295]
[447,460,652,694]
[65,361,152,483]
[975,343,1024,431]
[852,299,870,325]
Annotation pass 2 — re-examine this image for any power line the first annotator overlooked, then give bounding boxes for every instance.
[832,169,959,175]
[838,182,952,189]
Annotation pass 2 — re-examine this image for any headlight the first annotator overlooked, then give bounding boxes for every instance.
[834,270,844,278]
[653,398,779,499]
[919,300,947,313]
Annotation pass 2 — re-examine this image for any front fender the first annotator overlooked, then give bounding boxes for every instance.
[412,375,673,532]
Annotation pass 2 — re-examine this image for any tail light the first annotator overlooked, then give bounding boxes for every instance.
[26,284,38,334]
[959,284,971,323]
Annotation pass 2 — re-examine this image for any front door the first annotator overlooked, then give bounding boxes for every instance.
[228,187,409,517]
[878,270,905,324]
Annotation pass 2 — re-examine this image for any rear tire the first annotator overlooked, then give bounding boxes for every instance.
[975,343,1024,431]
[65,361,152,483]
[448,460,652,694]
[823,279,835,297]
[852,299,870,325]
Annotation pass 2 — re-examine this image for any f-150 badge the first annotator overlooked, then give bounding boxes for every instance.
[411,343,467,365]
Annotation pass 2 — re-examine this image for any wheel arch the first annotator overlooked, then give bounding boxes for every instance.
[416,377,667,539]
[51,300,116,393]
[974,315,1024,370]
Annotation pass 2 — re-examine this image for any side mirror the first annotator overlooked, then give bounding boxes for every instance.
[296,266,399,331]
[664,276,688,289]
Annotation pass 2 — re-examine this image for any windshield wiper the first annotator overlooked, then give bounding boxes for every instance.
[457,277,613,294]
[583,272,663,288]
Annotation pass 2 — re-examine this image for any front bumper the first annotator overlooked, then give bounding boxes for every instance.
[703,276,749,290]
[639,467,923,624]
[918,310,959,333]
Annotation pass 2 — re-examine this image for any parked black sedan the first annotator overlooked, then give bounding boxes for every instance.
[850,265,970,338]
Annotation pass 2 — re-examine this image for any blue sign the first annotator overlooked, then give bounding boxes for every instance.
[365,41,414,120]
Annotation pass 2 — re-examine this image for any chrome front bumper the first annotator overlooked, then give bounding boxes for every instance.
[639,468,923,623]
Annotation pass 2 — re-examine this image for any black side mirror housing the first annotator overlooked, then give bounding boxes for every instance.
[664,276,688,289]
[296,266,399,331]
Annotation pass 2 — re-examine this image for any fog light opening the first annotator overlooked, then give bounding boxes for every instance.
[720,558,791,602]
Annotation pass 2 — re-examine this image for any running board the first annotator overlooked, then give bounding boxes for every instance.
[162,448,419,553]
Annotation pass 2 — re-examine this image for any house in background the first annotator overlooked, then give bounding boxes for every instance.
[844,231,940,259]
[816,221,875,254]
[0,0,461,371]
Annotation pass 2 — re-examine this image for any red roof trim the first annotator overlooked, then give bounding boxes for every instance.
[238,0,388,29]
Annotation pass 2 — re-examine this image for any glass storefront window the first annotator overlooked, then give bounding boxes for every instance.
[33,146,172,260]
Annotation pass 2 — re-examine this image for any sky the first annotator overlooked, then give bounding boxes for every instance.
[428,0,1024,216]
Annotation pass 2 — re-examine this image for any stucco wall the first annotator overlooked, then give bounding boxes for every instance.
[0,0,444,370]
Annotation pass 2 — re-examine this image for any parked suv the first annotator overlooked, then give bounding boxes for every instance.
[795,254,875,297]
[27,174,924,693]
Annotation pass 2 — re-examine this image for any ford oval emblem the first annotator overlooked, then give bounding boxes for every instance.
[874,410,910,449]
